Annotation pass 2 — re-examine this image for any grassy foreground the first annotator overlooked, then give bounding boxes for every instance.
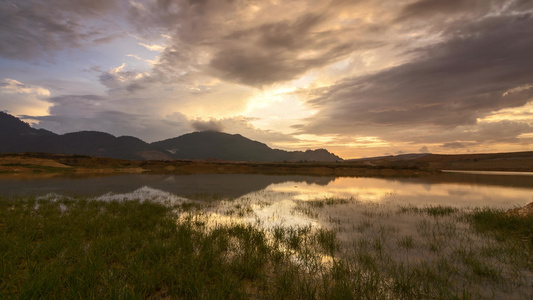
[1,196,533,299]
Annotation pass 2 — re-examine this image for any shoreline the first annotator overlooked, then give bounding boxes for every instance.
[0,153,435,178]
[2,152,533,178]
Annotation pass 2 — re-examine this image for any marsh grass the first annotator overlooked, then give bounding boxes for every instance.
[307,197,355,208]
[2,196,533,299]
[469,208,533,246]
[398,204,459,217]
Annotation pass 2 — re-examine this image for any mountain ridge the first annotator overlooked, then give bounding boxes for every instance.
[0,112,342,162]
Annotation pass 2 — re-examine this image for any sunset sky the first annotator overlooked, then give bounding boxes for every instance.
[1,0,533,159]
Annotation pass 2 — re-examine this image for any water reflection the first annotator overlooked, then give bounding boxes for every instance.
[0,174,334,198]
[0,172,532,208]
[264,176,532,208]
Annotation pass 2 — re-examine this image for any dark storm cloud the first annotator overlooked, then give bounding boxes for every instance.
[0,0,121,60]
[301,13,533,138]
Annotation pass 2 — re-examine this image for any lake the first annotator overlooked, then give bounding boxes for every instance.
[3,171,533,298]
[1,171,531,210]
[2,171,532,231]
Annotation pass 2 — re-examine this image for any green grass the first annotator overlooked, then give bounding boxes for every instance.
[398,204,459,217]
[2,196,533,299]
[1,197,250,298]
[469,208,533,245]
[307,197,354,208]
[0,196,348,299]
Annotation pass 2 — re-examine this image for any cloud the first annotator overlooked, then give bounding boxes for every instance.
[190,119,225,132]
[138,42,165,52]
[441,142,466,149]
[0,78,51,116]
[419,146,429,153]
[396,0,484,21]
[98,63,148,90]
[0,78,50,97]
[3,0,533,157]
[140,0,385,87]
[0,0,122,60]
[474,121,533,143]
[216,116,298,147]
[508,0,533,11]
[300,12,533,138]
[46,94,107,117]
[408,120,533,150]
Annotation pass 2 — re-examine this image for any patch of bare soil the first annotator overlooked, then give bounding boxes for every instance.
[0,156,71,168]
[506,202,533,218]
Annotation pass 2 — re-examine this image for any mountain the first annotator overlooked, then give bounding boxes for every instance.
[151,131,342,162]
[40,131,173,160]
[0,111,56,153]
[0,112,342,161]
[0,112,172,160]
[152,131,285,161]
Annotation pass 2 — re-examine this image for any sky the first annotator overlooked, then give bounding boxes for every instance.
[1,0,533,159]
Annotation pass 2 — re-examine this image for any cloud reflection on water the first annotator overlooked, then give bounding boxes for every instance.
[262,176,532,208]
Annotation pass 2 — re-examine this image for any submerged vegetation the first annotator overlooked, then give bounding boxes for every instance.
[1,195,532,299]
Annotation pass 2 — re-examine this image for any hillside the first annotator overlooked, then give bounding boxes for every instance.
[152,131,285,161]
[151,131,342,162]
[347,152,533,172]
[0,111,56,153]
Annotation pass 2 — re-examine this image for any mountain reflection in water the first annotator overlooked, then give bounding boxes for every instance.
[1,172,532,208]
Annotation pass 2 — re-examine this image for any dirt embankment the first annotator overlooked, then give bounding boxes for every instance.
[0,156,71,168]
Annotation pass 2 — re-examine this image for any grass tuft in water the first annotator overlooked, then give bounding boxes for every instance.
[469,208,533,246]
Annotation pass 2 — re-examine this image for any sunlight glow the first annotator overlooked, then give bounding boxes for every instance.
[244,86,318,133]
[479,102,533,122]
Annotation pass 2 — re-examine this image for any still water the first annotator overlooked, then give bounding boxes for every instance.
[1,171,532,209]
[4,172,532,298]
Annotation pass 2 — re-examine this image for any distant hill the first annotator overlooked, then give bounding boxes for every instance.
[346,151,533,172]
[152,131,342,162]
[0,112,342,162]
